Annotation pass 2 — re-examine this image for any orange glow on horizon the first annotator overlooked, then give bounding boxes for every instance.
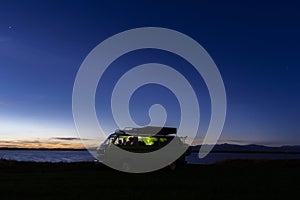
[0,139,100,149]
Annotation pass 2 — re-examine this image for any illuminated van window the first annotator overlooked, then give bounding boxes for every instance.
[138,137,158,145]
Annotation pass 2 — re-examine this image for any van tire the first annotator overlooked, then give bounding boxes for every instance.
[121,160,131,172]
[169,163,176,170]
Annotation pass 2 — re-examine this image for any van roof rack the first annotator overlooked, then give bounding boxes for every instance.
[120,126,177,136]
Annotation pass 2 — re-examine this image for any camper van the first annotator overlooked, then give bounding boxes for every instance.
[96,126,189,170]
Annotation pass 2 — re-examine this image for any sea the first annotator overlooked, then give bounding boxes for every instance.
[1,150,300,164]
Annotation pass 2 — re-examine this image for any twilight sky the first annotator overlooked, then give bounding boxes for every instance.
[0,0,300,148]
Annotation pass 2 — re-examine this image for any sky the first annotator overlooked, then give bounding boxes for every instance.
[0,0,300,148]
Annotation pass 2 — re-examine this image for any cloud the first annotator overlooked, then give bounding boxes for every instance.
[0,137,101,149]
[51,137,89,141]
[0,139,86,149]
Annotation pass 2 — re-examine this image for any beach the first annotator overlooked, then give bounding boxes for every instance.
[1,159,299,199]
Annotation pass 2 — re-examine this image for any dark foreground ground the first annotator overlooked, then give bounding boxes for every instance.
[0,159,300,200]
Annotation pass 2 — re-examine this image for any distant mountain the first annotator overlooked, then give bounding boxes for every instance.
[189,143,300,153]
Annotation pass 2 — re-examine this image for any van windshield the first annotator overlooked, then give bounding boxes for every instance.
[102,134,116,145]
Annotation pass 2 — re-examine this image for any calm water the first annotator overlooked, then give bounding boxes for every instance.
[186,152,300,164]
[0,150,95,163]
[1,150,300,164]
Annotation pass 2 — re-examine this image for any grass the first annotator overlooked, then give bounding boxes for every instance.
[0,159,300,199]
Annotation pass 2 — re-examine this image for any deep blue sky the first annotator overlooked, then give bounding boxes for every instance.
[0,0,299,146]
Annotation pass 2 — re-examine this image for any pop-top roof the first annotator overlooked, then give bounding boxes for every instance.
[117,126,177,136]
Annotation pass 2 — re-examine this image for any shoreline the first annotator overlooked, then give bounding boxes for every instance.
[2,147,300,155]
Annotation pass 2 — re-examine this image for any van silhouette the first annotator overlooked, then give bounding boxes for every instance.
[96,126,190,171]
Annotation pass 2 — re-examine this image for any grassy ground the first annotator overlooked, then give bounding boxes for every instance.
[0,159,300,199]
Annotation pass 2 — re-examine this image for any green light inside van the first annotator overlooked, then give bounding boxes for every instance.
[138,137,158,145]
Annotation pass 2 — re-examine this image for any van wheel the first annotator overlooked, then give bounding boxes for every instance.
[169,163,176,170]
[121,161,131,172]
